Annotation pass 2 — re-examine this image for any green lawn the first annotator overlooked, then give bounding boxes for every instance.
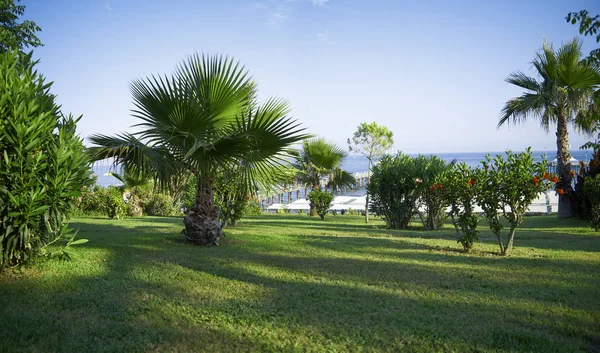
[1,214,599,352]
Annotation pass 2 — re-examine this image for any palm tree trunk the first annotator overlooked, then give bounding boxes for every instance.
[556,115,573,218]
[183,177,222,245]
[365,159,371,223]
[309,180,319,217]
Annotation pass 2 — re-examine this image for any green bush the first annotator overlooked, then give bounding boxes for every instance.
[439,163,481,252]
[0,51,92,269]
[77,185,108,216]
[583,175,600,231]
[106,187,127,220]
[476,149,550,256]
[308,190,333,220]
[367,153,422,229]
[415,155,452,230]
[143,193,178,217]
[244,198,262,216]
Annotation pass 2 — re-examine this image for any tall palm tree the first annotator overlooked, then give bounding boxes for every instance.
[295,138,348,216]
[499,39,600,217]
[89,54,308,245]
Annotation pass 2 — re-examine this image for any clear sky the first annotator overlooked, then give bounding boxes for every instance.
[26,0,600,153]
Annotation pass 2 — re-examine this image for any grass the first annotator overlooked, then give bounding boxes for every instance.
[1,214,599,352]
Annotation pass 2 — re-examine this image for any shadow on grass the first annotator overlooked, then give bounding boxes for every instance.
[1,218,598,352]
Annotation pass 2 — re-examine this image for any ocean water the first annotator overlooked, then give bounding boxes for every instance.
[91,150,594,188]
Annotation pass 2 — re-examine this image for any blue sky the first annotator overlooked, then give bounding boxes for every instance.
[26,0,600,153]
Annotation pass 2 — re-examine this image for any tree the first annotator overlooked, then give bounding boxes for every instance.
[108,167,152,217]
[326,167,356,194]
[295,138,348,217]
[0,0,42,52]
[566,10,599,63]
[348,122,393,223]
[498,38,600,218]
[90,54,308,246]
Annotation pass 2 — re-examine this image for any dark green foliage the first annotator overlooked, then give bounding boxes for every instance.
[476,149,550,256]
[105,187,127,220]
[438,163,480,252]
[77,185,109,216]
[415,155,452,230]
[583,175,600,230]
[143,193,178,217]
[0,51,91,269]
[367,153,423,229]
[567,10,600,63]
[308,190,333,220]
[0,0,42,52]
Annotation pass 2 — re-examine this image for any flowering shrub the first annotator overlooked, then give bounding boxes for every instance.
[476,149,551,256]
[415,156,452,230]
[438,163,480,252]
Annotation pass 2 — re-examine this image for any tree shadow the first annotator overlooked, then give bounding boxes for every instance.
[1,218,598,352]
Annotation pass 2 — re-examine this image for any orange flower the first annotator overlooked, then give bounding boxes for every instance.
[430,185,436,191]
[543,172,550,180]
[556,188,565,195]
[551,175,558,183]
[437,183,443,189]
[570,170,576,177]
[532,176,539,186]
[468,178,476,186]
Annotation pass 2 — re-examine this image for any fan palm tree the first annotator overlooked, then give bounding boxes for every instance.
[327,167,357,194]
[499,38,600,217]
[89,54,308,245]
[295,138,350,216]
[108,166,151,217]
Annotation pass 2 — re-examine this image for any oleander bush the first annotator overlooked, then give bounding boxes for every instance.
[308,190,333,220]
[0,51,91,269]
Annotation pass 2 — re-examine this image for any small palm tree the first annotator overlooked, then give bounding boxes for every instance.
[499,38,600,217]
[327,167,357,194]
[90,54,308,245]
[295,138,349,216]
[108,167,151,217]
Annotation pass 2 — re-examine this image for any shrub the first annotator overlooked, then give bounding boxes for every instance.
[439,163,481,252]
[143,193,178,217]
[583,175,600,231]
[77,185,109,216]
[367,153,422,229]
[244,198,262,216]
[308,190,333,220]
[476,149,551,256]
[415,155,452,230]
[0,51,92,269]
[106,187,127,220]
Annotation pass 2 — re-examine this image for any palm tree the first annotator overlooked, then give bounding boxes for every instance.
[108,166,151,217]
[499,39,600,217]
[327,167,357,194]
[295,138,349,216]
[89,54,308,245]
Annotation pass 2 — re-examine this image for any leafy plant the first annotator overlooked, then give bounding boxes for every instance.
[438,163,480,252]
[0,51,91,269]
[476,149,551,256]
[143,193,178,217]
[367,153,422,229]
[105,187,127,220]
[416,155,453,230]
[0,0,43,52]
[583,175,600,230]
[308,190,333,220]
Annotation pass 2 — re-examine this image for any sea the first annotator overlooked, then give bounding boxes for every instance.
[91,150,594,188]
